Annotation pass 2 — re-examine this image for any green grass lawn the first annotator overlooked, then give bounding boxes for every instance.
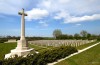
[76,41,99,50]
[55,44,100,65]
[0,43,17,60]
[0,40,99,61]
[0,43,52,60]
[29,44,53,52]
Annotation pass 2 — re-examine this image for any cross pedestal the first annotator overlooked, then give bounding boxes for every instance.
[5,9,34,59]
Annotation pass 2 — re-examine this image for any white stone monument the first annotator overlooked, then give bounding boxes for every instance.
[5,9,34,59]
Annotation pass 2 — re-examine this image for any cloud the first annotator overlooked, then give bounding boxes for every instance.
[54,10,100,23]
[0,0,100,24]
[37,0,100,24]
[76,24,81,26]
[58,0,70,4]
[39,21,48,26]
[54,11,69,19]
[0,0,32,15]
[64,14,100,23]
[0,0,100,18]
[25,8,49,21]
[37,0,100,16]
[37,0,70,13]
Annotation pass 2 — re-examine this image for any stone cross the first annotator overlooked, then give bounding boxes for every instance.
[5,8,34,59]
[18,8,27,40]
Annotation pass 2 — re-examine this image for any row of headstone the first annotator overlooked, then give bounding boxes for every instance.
[29,40,96,47]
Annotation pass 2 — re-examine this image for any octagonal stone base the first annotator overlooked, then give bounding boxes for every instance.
[5,48,34,59]
[5,40,35,59]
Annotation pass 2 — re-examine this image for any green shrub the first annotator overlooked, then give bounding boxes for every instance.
[0,60,2,65]
[1,46,78,65]
[0,39,8,43]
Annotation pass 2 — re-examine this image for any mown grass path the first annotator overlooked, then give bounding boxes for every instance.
[76,41,99,50]
[55,42,100,65]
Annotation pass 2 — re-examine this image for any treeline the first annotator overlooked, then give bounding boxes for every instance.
[0,36,54,40]
[0,30,100,43]
[0,36,54,43]
[53,29,100,40]
[56,34,100,40]
[0,46,77,65]
[0,36,20,43]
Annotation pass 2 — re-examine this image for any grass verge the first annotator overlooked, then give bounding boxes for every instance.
[76,41,99,50]
[55,43,100,65]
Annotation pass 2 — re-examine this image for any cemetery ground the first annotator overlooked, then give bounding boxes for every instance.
[0,42,53,60]
[55,42,100,65]
[0,40,99,61]
[0,43,52,59]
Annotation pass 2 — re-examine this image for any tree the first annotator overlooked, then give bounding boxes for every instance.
[80,30,88,37]
[56,34,68,39]
[87,33,91,39]
[74,33,80,39]
[53,29,62,39]
[68,35,74,39]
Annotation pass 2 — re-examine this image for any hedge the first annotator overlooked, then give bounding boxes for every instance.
[0,46,78,65]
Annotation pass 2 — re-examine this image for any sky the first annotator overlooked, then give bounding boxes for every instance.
[0,0,100,37]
